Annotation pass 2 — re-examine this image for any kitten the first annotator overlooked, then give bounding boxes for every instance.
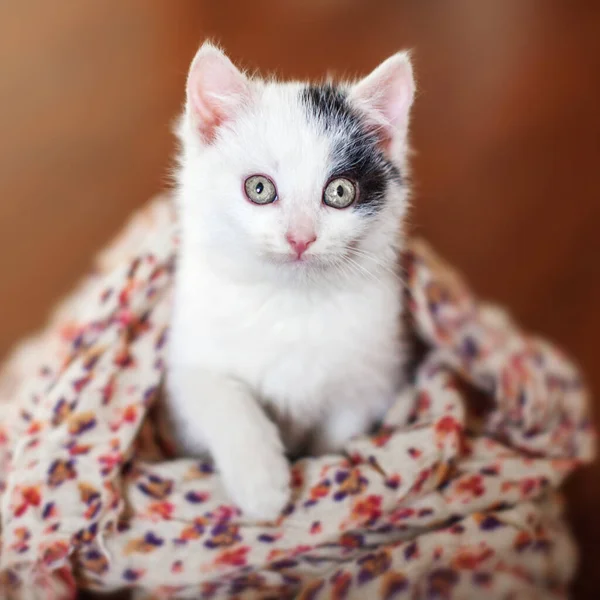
[166,43,415,520]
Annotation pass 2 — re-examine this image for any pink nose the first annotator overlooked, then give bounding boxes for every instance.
[286,233,317,258]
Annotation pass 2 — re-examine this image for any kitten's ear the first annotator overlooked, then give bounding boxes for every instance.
[349,51,415,151]
[186,43,251,143]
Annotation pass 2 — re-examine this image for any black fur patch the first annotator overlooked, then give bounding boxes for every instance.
[300,84,401,214]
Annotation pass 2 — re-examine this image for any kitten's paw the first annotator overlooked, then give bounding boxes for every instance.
[222,448,291,521]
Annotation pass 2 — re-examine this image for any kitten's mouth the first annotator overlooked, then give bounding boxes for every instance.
[288,253,311,263]
[266,251,326,269]
[284,253,315,265]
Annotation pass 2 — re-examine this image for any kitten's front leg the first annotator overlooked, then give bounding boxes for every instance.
[167,367,290,520]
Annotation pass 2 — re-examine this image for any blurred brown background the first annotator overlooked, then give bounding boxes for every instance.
[0,0,599,596]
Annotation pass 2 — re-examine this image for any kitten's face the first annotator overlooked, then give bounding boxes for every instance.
[178,45,415,280]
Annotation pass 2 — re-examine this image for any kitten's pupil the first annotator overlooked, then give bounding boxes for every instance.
[337,185,344,197]
[256,182,264,194]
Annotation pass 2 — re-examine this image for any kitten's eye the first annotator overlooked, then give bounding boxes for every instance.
[323,177,357,209]
[244,175,277,205]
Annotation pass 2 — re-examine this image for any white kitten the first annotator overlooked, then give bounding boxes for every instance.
[166,43,415,520]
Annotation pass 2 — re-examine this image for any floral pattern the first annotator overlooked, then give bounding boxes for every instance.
[0,197,594,599]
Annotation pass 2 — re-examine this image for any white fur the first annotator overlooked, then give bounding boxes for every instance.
[166,44,415,520]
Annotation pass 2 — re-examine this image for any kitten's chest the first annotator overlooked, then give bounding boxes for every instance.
[174,277,402,410]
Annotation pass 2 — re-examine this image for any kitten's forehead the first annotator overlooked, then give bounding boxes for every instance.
[246,83,331,206]
[239,79,401,216]
[300,83,355,132]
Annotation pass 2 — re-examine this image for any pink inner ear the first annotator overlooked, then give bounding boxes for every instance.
[351,53,415,151]
[187,48,249,143]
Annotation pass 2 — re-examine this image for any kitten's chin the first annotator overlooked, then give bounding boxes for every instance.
[264,252,333,271]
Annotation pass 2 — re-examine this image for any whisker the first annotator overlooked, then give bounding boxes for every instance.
[347,247,406,287]
[339,254,400,296]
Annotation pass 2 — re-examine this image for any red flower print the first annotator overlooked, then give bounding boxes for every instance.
[78,482,101,505]
[204,522,241,549]
[101,375,117,405]
[176,518,206,543]
[98,451,123,476]
[137,474,174,500]
[339,532,365,550]
[381,572,409,599]
[13,490,38,518]
[67,442,91,456]
[435,416,462,445]
[331,569,352,600]
[350,494,382,524]
[416,391,431,414]
[357,551,392,584]
[291,465,304,488]
[124,312,152,343]
[412,467,433,494]
[520,477,538,498]
[40,540,70,566]
[80,549,109,575]
[452,546,494,570]
[290,544,313,557]
[390,507,414,522]
[84,501,102,520]
[73,374,92,393]
[59,322,81,343]
[309,479,331,501]
[148,501,175,520]
[171,560,183,574]
[455,474,485,500]
[372,427,394,448]
[310,521,322,535]
[9,527,30,553]
[114,346,135,369]
[214,545,249,568]
[266,548,286,562]
[210,505,238,522]
[408,447,422,459]
[43,523,60,535]
[514,531,532,552]
[333,469,368,501]
[124,531,165,555]
[26,420,43,435]
[122,404,138,424]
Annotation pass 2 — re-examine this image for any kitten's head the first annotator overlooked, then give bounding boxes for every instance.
[176,43,415,283]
